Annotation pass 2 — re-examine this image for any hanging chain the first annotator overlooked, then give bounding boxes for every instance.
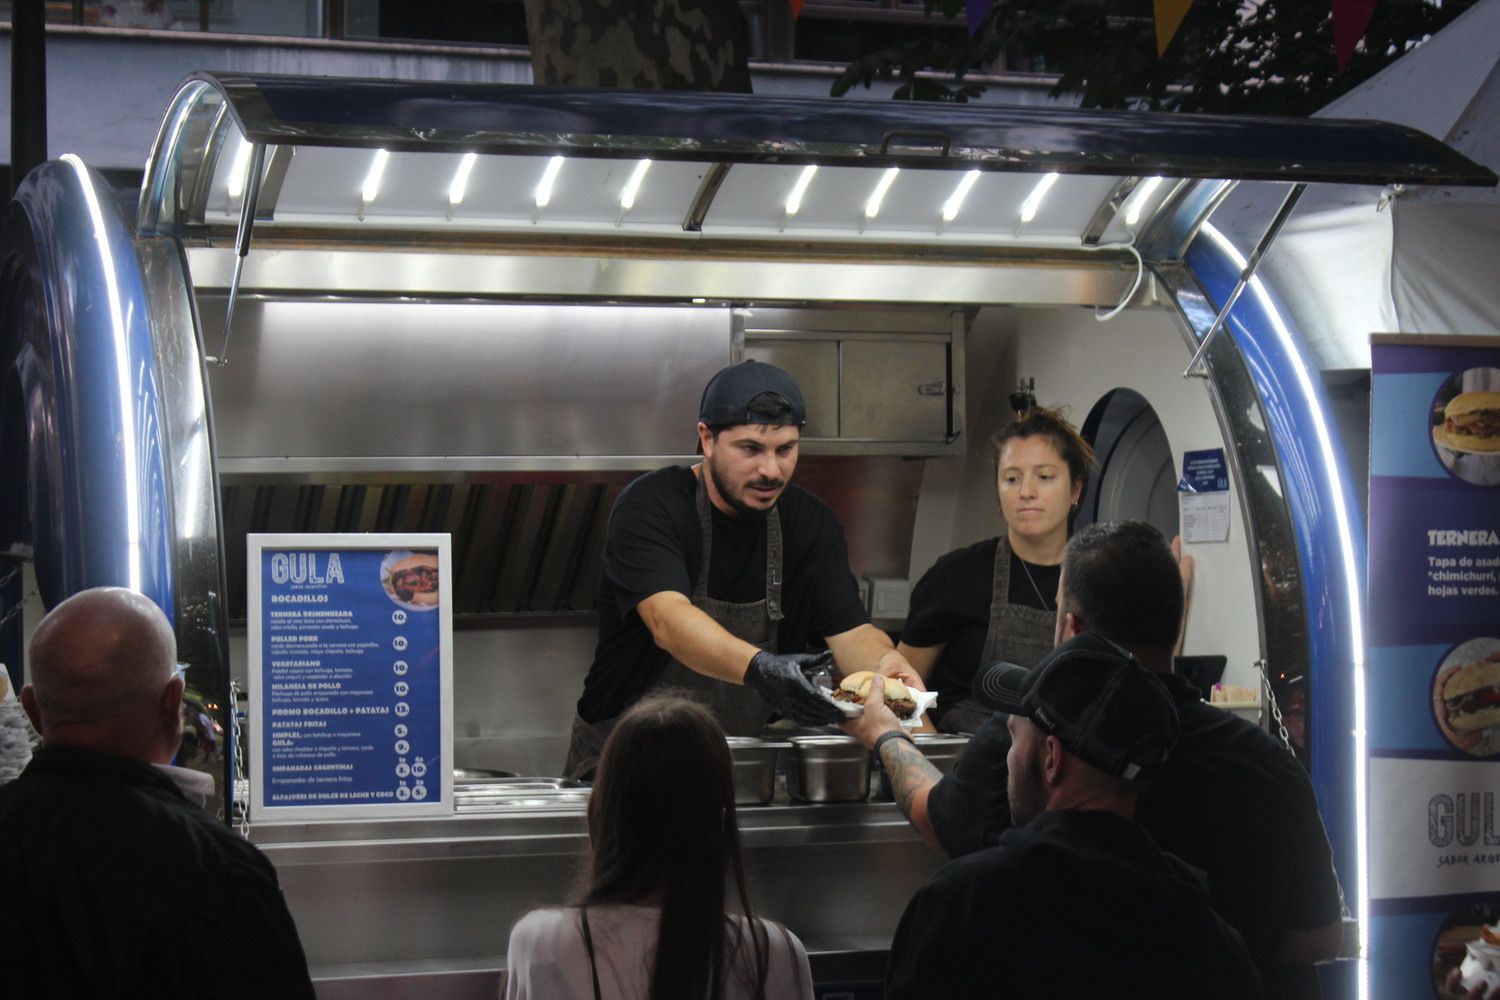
[230,678,250,840]
[0,587,39,633]
[1254,659,1350,920]
[1255,658,1295,755]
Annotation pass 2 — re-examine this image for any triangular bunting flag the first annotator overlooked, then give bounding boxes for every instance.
[1153,0,1196,57]
[1330,0,1381,73]
[789,0,803,19]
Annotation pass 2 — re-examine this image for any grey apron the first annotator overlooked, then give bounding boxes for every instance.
[564,473,784,779]
[937,535,1057,735]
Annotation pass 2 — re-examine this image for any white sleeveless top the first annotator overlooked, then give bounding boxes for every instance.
[504,903,814,1000]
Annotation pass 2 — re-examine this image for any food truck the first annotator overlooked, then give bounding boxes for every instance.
[0,73,1494,996]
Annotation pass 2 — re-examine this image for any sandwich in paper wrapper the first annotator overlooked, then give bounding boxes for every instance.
[824,671,938,729]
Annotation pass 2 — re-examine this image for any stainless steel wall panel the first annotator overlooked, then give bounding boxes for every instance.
[202,300,731,461]
[185,246,1135,307]
[251,802,942,973]
[840,340,950,441]
[745,339,841,437]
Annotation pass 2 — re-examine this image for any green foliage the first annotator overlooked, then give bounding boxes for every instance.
[832,0,1476,114]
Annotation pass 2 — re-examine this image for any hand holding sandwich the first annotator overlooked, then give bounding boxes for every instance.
[840,673,945,851]
[744,650,844,727]
[840,673,906,747]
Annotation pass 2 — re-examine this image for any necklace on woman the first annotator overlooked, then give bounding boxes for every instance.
[1017,555,1054,613]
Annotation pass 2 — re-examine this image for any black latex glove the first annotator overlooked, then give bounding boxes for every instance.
[744,649,844,727]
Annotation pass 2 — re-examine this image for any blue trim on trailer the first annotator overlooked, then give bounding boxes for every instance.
[1184,236,1364,895]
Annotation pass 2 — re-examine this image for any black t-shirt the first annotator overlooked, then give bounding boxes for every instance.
[901,537,1059,719]
[886,809,1261,1000]
[0,746,316,1000]
[926,671,1342,999]
[578,465,871,722]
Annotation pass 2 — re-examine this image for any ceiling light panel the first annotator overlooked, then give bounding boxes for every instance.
[1096,176,1181,245]
[196,134,1143,247]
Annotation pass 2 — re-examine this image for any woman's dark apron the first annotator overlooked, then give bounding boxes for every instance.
[564,476,783,779]
[936,536,1056,735]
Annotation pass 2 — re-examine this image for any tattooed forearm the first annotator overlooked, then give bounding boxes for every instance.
[881,738,942,820]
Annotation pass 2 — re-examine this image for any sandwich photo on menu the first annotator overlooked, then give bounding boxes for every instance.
[1434,390,1500,454]
[382,551,441,610]
[1434,642,1500,757]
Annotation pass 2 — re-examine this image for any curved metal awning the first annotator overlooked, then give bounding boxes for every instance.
[137,73,1496,268]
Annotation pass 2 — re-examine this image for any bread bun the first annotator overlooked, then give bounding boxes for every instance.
[835,671,918,719]
[386,554,440,606]
[1436,391,1500,453]
[839,670,910,702]
[1444,656,1500,700]
[1444,390,1500,420]
[1443,654,1500,733]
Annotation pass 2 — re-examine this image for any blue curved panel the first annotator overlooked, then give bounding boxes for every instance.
[1186,231,1365,895]
[5,158,176,618]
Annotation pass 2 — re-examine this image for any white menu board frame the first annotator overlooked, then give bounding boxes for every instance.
[247,532,454,822]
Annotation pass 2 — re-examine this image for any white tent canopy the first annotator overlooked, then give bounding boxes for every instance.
[1216,0,1500,369]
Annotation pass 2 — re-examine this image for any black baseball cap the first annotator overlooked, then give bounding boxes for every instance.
[972,632,1179,781]
[698,360,807,429]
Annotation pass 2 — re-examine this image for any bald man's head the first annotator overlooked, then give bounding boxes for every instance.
[23,587,183,763]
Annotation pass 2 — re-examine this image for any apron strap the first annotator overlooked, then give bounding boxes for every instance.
[579,905,604,1000]
[692,470,785,621]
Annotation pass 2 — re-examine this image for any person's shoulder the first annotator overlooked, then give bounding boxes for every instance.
[918,537,1000,586]
[779,483,837,520]
[741,914,808,953]
[966,712,1012,753]
[618,465,695,506]
[1177,698,1311,780]
[509,907,581,948]
[928,839,1025,893]
[939,536,1000,568]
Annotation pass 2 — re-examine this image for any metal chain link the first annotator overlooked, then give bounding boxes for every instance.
[0,587,39,633]
[0,565,21,591]
[1255,658,1295,755]
[230,678,250,840]
[1254,659,1351,920]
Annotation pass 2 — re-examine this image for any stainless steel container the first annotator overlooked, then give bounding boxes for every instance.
[913,733,969,773]
[727,737,787,806]
[785,736,870,803]
[453,777,590,812]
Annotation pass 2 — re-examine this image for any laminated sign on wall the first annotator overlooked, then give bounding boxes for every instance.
[248,533,455,822]
[1178,448,1231,544]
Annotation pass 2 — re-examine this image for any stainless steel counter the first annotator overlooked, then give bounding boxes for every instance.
[251,797,941,998]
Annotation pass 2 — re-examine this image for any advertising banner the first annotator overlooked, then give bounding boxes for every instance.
[1368,335,1500,999]
[248,533,454,821]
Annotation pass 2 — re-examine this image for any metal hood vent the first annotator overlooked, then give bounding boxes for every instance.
[221,476,630,622]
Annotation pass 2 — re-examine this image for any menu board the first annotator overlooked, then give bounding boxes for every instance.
[1367,336,1500,999]
[247,533,454,821]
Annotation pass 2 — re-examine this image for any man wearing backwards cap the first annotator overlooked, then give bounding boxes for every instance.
[885,632,1260,999]
[564,360,917,779]
[850,521,1342,999]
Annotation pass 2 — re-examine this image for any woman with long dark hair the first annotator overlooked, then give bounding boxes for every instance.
[504,695,814,1000]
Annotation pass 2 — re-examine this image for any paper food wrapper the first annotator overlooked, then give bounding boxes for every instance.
[822,686,939,730]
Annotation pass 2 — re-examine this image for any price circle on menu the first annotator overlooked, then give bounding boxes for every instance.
[247,533,454,821]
